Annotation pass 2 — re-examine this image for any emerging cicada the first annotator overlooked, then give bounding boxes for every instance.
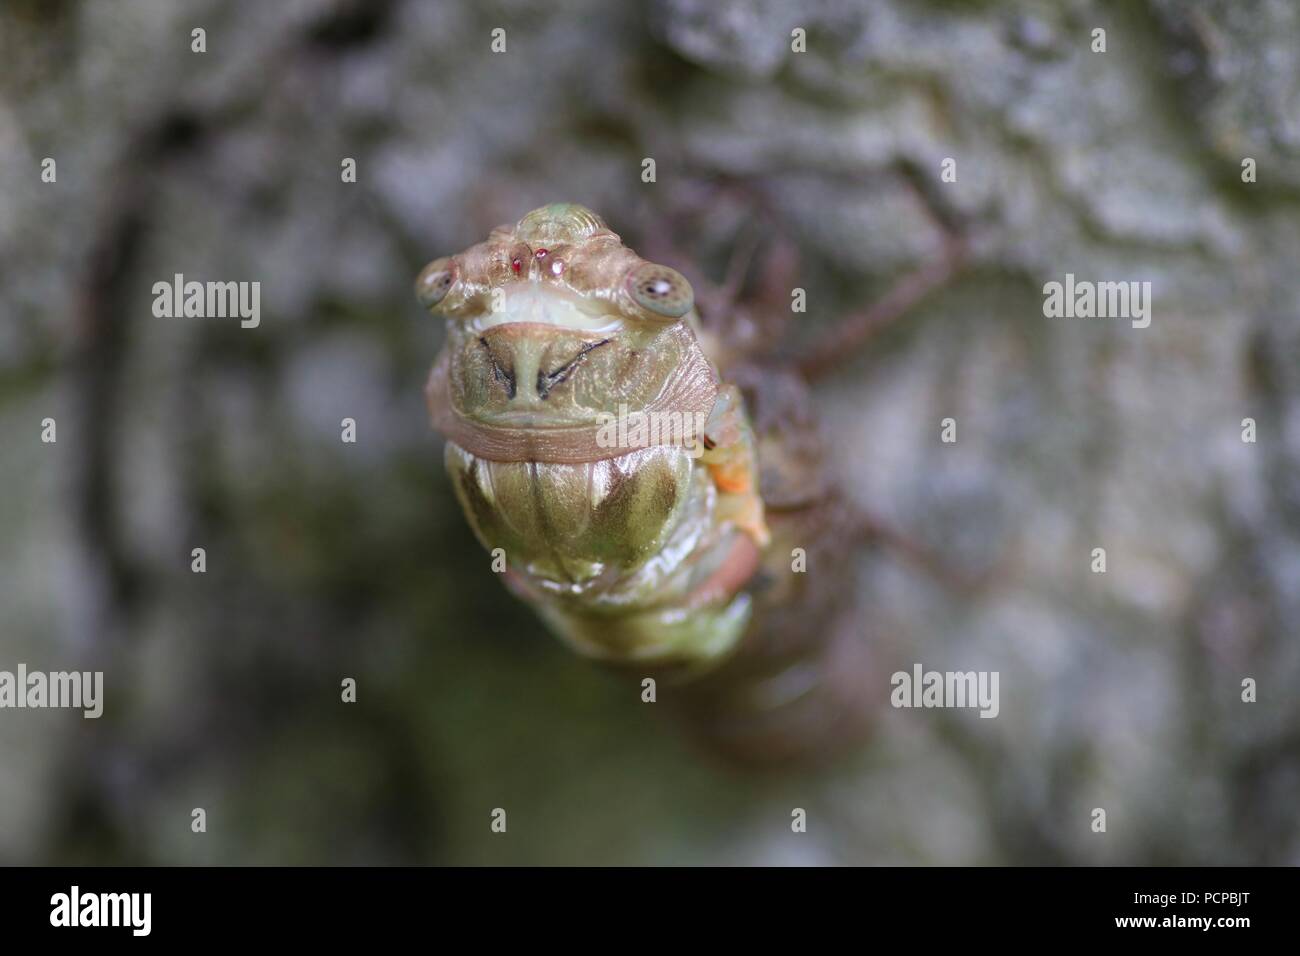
[417,203,880,764]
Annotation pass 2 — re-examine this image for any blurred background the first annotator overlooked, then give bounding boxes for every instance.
[1,0,1298,865]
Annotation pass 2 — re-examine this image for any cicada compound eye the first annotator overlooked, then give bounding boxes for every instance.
[415,257,456,311]
[626,263,693,319]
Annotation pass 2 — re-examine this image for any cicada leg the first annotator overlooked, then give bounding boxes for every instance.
[646,171,971,379]
[796,232,968,382]
[851,508,1007,597]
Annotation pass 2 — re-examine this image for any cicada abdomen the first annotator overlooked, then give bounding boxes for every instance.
[418,203,876,765]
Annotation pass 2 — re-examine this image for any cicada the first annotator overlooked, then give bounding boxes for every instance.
[416,203,956,764]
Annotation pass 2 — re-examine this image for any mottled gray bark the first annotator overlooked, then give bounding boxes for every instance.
[0,0,1295,864]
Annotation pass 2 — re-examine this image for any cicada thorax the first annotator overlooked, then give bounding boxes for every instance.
[420,203,876,765]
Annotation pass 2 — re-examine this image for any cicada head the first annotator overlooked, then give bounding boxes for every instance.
[416,203,712,444]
